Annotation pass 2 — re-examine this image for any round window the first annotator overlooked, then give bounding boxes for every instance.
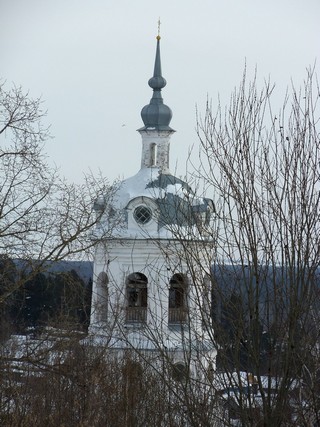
[133,205,152,225]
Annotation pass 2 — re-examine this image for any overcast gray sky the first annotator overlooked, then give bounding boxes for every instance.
[1,0,319,184]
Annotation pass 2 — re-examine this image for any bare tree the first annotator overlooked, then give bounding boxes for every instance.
[3,66,320,426]
[0,81,117,312]
[179,67,320,425]
[0,81,126,424]
[111,67,320,426]
[71,67,320,426]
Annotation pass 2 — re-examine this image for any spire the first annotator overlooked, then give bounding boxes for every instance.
[148,36,167,92]
[139,33,174,132]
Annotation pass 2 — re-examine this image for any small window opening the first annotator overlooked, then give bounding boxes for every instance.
[150,143,157,167]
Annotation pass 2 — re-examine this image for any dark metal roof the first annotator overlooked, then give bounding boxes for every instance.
[146,173,213,229]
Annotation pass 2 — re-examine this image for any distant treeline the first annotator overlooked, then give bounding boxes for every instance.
[0,256,93,337]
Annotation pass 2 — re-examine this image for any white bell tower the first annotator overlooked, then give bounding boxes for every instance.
[89,34,216,375]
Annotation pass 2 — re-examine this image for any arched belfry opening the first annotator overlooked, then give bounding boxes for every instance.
[126,272,148,323]
[168,273,188,323]
[96,271,109,322]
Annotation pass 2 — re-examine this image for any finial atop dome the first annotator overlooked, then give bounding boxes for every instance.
[139,26,174,132]
[157,17,161,40]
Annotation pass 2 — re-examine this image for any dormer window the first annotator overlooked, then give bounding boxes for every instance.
[126,197,158,231]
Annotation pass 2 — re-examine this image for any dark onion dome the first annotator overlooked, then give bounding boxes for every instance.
[139,36,174,132]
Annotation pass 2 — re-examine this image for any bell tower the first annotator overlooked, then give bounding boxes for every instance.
[89,33,216,376]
